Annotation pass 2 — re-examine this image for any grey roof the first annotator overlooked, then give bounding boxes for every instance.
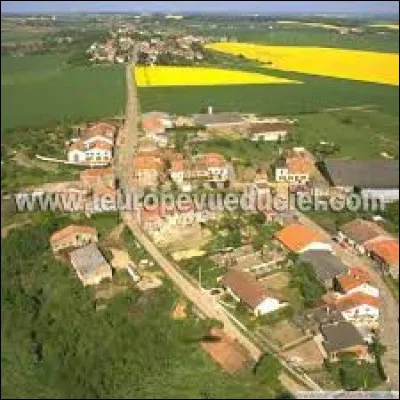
[192,112,244,126]
[69,243,109,278]
[322,159,399,189]
[321,321,365,352]
[299,250,348,285]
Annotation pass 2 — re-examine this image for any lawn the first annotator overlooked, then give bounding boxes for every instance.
[1,54,125,131]
[1,216,288,398]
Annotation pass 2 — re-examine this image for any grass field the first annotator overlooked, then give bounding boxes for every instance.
[1,54,125,131]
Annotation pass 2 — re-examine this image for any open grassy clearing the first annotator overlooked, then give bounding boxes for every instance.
[1,54,125,131]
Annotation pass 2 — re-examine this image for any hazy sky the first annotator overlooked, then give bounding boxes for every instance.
[1,1,399,15]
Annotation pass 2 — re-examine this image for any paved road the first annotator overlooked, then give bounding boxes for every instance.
[295,211,399,391]
[114,44,140,190]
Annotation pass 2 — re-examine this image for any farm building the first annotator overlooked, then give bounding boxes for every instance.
[320,159,399,202]
[50,225,98,254]
[221,269,286,316]
[299,250,348,288]
[247,122,290,142]
[69,243,112,286]
[192,111,246,132]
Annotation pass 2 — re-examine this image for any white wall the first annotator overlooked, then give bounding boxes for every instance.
[300,242,333,253]
[347,283,380,298]
[254,297,283,316]
[361,188,399,203]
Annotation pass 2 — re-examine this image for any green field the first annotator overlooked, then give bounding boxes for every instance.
[1,54,125,131]
[138,68,399,117]
[180,18,399,53]
[1,215,287,398]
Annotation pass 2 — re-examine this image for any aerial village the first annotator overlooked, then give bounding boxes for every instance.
[43,103,400,377]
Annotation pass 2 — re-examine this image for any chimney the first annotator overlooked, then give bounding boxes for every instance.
[208,105,213,115]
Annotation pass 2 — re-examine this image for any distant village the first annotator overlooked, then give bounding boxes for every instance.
[85,25,226,65]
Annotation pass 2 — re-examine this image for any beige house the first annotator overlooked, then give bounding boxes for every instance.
[50,225,98,253]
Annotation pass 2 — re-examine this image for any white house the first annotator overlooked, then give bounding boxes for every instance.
[221,269,286,316]
[67,140,113,163]
[325,292,381,326]
[336,268,379,298]
[248,122,290,142]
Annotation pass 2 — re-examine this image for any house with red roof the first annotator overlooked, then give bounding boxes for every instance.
[335,267,379,298]
[323,292,381,326]
[274,223,332,254]
[50,225,98,254]
[66,122,116,164]
[133,154,164,188]
[366,238,399,279]
[169,153,229,186]
[221,269,287,316]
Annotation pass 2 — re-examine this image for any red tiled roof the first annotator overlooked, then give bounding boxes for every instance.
[133,155,164,171]
[221,269,270,309]
[88,141,113,150]
[50,225,97,245]
[286,156,314,175]
[274,223,326,253]
[337,267,371,293]
[68,140,85,151]
[84,122,115,139]
[334,292,381,311]
[80,168,114,179]
[365,238,399,267]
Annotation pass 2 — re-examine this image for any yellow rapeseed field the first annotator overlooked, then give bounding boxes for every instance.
[134,65,301,87]
[206,43,399,86]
